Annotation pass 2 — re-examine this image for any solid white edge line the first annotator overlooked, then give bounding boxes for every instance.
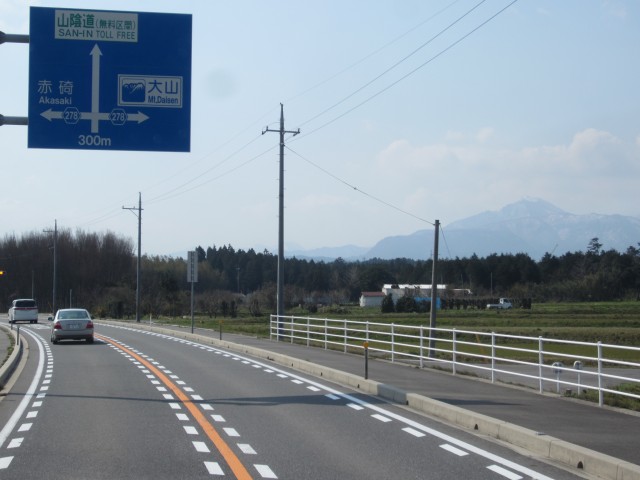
[0,329,45,448]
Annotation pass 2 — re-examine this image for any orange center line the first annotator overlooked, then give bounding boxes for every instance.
[97,334,254,480]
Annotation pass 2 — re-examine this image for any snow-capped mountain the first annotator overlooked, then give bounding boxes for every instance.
[299,198,640,261]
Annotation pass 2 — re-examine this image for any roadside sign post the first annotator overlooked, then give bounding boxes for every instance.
[28,7,192,152]
[363,341,369,379]
[552,361,564,394]
[187,250,198,334]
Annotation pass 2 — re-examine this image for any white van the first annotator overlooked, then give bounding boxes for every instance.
[8,299,39,324]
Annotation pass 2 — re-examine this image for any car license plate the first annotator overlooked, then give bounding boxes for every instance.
[67,323,80,330]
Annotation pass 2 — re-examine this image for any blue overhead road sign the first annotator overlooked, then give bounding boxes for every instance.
[28,7,192,152]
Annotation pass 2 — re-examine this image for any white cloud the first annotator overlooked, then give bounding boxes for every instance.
[373,128,640,222]
[602,1,627,19]
[475,127,494,143]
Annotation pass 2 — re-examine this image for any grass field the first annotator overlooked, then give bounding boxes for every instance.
[154,301,640,344]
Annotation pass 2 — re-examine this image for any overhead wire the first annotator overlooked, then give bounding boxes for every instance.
[73,2,469,228]
[287,0,464,106]
[145,133,266,205]
[298,0,487,128]
[296,0,519,140]
[71,0,519,239]
[285,145,434,226]
[146,143,277,206]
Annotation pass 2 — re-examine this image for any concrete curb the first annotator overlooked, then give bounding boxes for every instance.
[101,321,640,480]
[0,324,23,391]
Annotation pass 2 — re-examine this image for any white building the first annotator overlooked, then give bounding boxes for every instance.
[381,284,447,303]
[359,291,386,307]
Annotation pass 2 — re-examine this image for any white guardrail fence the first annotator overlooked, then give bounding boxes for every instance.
[270,315,640,407]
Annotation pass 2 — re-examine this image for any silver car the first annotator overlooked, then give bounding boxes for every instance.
[49,308,94,344]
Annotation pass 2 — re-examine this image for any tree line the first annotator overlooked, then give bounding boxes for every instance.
[0,230,638,318]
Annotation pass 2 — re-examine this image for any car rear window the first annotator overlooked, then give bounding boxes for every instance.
[59,310,89,319]
[15,300,37,308]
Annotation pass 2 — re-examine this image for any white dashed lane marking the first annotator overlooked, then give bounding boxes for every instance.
[403,427,426,438]
[7,438,23,449]
[440,444,469,456]
[204,462,224,475]
[487,464,523,480]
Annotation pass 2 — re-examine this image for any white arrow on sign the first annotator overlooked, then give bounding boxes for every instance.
[39,44,150,132]
[90,44,101,133]
[40,108,149,124]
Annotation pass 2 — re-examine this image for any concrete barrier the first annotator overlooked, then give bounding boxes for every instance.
[0,325,23,391]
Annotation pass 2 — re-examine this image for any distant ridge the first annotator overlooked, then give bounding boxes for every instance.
[288,198,640,261]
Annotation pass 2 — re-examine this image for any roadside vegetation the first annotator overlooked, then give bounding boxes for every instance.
[1,230,639,319]
[2,228,637,409]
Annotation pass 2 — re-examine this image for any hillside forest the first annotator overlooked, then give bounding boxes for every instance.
[0,230,639,318]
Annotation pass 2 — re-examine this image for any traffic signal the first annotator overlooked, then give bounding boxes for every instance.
[0,271,4,275]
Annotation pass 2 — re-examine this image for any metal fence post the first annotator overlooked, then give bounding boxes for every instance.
[419,326,424,369]
[290,316,294,344]
[391,323,395,363]
[597,341,603,407]
[324,318,328,350]
[538,336,544,393]
[491,332,496,384]
[344,320,347,353]
[307,317,310,347]
[452,329,457,375]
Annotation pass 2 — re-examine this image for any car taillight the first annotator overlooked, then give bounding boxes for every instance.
[87,321,94,329]
[53,322,62,329]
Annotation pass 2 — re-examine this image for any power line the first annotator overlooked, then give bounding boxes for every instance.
[295,0,519,140]
[145,133,265,205]
[298,0,487,128]
[285,145,434,226]
[79,1,501,224]
[62,1,518,232]
[146,143,276,206]
[286,0,464,106]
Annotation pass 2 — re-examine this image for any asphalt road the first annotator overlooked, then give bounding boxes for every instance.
[0,321,585,479]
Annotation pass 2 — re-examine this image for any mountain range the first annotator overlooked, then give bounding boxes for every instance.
[287,198,640,261]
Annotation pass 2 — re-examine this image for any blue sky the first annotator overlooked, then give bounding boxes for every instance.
[0,0,638,257]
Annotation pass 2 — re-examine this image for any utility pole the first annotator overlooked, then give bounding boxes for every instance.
[429,219,440,358]
[123,193,142,322]
[44,220,58,315]
[262,104,299,339]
